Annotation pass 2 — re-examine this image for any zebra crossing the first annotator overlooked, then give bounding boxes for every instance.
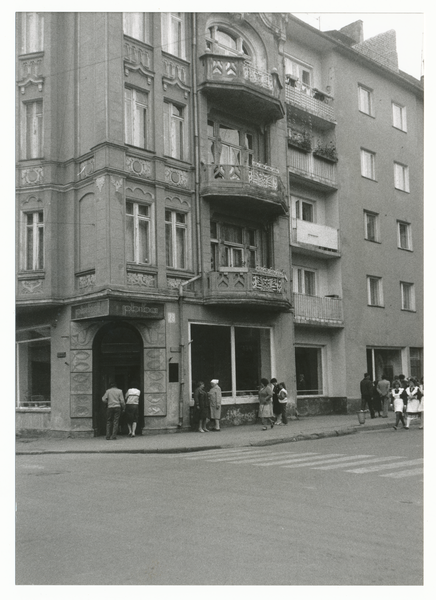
[163,447,423,479]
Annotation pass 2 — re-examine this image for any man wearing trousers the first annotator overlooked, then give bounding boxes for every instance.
[102,382,125,440]
[360,372,375,418]
[377,375,391,418]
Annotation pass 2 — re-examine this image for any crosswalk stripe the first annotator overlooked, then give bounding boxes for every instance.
[380,468,424,479]
[204,450,281,462]
[184,448,258,459]
[314,456,403,470]
[255,453,344,467]
[346,458,423,473]
[223,452,318,465]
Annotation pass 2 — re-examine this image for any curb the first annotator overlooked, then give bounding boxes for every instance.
[15,422,393,456]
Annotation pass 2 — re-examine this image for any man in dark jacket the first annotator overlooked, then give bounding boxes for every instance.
[102,382,125,440]
[360,373,375,418]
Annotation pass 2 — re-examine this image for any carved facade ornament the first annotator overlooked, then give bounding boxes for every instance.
[111,177,123,193]
[77,273,96,289]
[124,40,152,79]
[165,167,189,188]
[251,273,284,294]
[126,156,153,179]
[95,176,105,192]
[20,279,44,294]
[18,75,44,94]
[21,167,44,186]
[127,272,156,287]
[78,158,95,180]
[167,277,186,289]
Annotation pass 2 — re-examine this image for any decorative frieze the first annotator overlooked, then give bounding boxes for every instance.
[124,40,152,79]
[167,277,186,289]
[165,167,189,188]
[70,350,92,373]
[95,176,105,192]
[78,158,95,180]
[70,394,93,418]
[126,156,153,179]
[163,58,187,84]
[111,176,123,193]
[20,279,44,294]
[77,273,95,290]
[21,167,44,186]
[252,273,284,293]
[126,272,156,287]
[143,393,167,416]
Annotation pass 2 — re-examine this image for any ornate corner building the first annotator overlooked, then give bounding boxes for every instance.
[15,13,423,436]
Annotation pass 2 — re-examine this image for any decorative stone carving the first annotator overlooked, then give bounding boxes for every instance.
[77,273,96,290]
[144,371,166,394]
[21,167,44,186]
[70,372,92,394]
[70,350,92,373]
[167,277,186,289]
[143,393,167,416]
[165,167,189,188]
[163,58,187,83]
[127,272,156,287]
[96,176,105,192]
[70,321,103,349]
[135,320,166,348]
[78,158,94,180]
[111,176,123,193]
[20,279,44,294]
[124,40,151,77]
[251,273,283,293]
[126,156,153,179]
[70,394,93,418]
[144,349,166,371]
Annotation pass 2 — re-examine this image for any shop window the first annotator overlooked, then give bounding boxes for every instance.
[210,220,268,271]
[410,348,423,381]
[161,13,185,59]
[125,88,149,149]
[295,346,322,395]
[21,12,44,54]
[190,324,271,397]
[126,201,153,265]
[123,12,150,43]
[366,348,402,383]
[22,210,44,271]
[16,327,51,408]
[165,209,188,270]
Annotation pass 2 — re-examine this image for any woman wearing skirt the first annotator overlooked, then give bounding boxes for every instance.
[258,378,274,430]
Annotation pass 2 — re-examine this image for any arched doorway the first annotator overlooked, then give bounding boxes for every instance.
[93,322,143,436]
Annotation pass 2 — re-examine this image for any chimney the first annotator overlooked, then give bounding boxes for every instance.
[339,20,364,44]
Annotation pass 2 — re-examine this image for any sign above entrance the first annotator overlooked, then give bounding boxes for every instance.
[71,299,164,321]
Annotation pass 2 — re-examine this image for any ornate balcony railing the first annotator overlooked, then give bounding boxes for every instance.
[288,148,337,189]
[293,293,344,326]
[291,219,340,254]
[285,80,335,123]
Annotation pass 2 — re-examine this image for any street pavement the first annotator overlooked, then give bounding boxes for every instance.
[15,412,420,455]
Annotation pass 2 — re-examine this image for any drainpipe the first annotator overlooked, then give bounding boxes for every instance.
[178,274,202,427]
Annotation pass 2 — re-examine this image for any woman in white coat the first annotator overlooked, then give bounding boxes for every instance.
[208,379,222,431]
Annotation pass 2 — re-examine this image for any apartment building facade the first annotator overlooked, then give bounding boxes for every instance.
[15,13,423,435]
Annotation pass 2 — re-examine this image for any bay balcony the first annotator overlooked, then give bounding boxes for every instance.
[291,218,340,257]
[285,80,335,128]
[199,53,284,122]
[288,147,338,191]
[204,268,291,311]
[293,293,344,327]
[201,162,287,215]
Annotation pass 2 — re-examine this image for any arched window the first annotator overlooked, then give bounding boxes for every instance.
[206,26,251,61]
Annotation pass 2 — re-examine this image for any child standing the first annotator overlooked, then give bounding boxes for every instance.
[391,381,407,430]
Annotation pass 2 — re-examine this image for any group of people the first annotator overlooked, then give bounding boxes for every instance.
[192,379,223,432]
[360,373,423,429]
[102,382,140,440]
[258,378,299,430]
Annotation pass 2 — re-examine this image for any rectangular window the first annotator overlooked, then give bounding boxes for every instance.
[409,348,423,381]
[163,102,186,160]
[23,100,43,159]
[23,211,44,271]
[190,324,271,398]
[125,88,148,148]
[210,221,267,271]
[401,282,415,311]
[16,327,51,408]
[295,347,323,395]
[358,85,373,116]
[123,13,149,43]
[294,267,316,296]
[364,210,379,242]
[21,12,44,54]
[295,199,314,222]
[207,120,263,167]
[161,12,185,59]
[397,221,412,250]
[126,201,151,264]
[392,102,407,132]
[284,57,313,93]
[361,149,376,180]
[394,162,410,192]
[367,276,384,307]
[165,209,188,270]
[366,348,402,383]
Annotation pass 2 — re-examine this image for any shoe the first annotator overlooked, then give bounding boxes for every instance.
[131,433,135,437]
[198,429,204,433]
[275,422,282,426]
[393,426,397,430]
[110,436,117,440]
[404,427,409,430]
[128,432,132,437]
[215,429,221,432]
[106,436,110,440]
[271,422,274,428]
[204,428,210,432]
[262,427,267,430]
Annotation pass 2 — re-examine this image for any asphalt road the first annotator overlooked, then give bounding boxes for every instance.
[15,428,423,585]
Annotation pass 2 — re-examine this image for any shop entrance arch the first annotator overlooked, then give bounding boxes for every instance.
[93,322,143,436]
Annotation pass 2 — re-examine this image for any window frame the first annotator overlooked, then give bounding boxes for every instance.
[364,210,380,243]
[22,210,44,271]
[392,102,407,132]
[210,220,266,272]
[400,281,416,311]
[21,12,44,54]
[295,198,315,223]
[22,99,43,160]
[124,87,149,149]
[161,12,186,59]
[360,148,376,181]
[163,101,187,161]
[123,12,150,44]
[397,220,412,251]
[293,267,317,296]
[125,200,154,265]
[367,275,384,307]
[165,208,189,271]
[394,162,410,192]
[358,84,374,117]
[284,56,313,92]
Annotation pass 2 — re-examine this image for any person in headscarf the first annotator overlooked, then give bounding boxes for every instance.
[208,379,222,431]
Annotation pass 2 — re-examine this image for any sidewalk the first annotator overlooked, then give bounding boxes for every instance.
[15,413,401,455]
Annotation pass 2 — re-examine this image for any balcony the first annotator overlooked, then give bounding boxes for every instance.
[288,147,338,191]
[293,293,344,327]
[204,268,291,311]
[199,53,284,123]
[291,219,340,257]
[201,162,287,215]
[285,80,335,128]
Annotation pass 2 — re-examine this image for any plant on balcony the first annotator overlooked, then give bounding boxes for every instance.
[313,140,338,162]
[288,129,312,152]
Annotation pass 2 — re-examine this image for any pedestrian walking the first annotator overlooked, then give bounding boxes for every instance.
[391,381,407,430]
[194,381,209,433]
[125,383,140,437]
[102,382,125,440]
[419,377,424,429]
[275,382,288,425]
[372,380,382,417]
[271,378,281,423]
[258,378,274,430]
[405,377,422,429]
[208,379,222,431]
[360,372,375,418]
[377,375,391,418]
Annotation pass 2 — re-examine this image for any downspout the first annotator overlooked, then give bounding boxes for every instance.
[177,14,203,428]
